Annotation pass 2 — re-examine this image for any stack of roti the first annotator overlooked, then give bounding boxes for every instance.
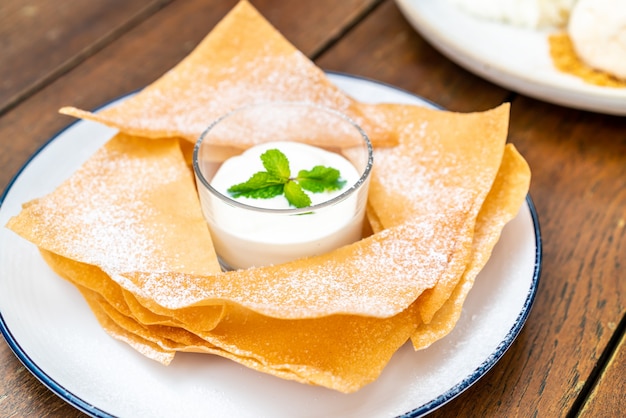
[6,0,530,393]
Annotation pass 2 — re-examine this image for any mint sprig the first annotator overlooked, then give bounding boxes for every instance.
[227,148,347,208]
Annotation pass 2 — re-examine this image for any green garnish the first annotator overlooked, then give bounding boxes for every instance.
[227,149,347,208]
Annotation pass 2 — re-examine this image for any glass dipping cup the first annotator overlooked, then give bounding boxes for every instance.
[193,102,373,270]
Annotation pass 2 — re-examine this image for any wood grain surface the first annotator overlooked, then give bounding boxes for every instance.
[316,0,510,112]
[0,0,624,417]
[0,0,172,115]
[579,325,626,417]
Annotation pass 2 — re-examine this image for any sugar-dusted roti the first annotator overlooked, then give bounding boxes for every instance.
[59,0,395,150]
[363,103,511,324]
[410,144,531,349]
[6,101,529,392]
[7,133,222,277]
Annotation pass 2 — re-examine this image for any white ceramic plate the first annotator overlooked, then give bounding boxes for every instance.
[395,0,626,115]
[0,73,541,417]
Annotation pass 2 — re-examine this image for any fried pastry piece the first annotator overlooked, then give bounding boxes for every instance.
[359,102,530,346]
[410,144,531,349]
[364,103,509,232]
[59,0,395,149]
[7,133,222,278]
[363,103,511,324]
[120,211,469,320]
[41,247,420,393]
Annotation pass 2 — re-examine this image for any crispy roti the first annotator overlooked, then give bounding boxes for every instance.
[59,0,396,149]
[5,99,529,392]
[6,133,222,277]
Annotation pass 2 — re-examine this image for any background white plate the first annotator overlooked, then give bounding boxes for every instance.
[0,73,541,417]
[395,0,626,115]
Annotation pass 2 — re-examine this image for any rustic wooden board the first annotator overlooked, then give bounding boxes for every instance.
[0,0,172,114]
[315,0,509,112]
[579,326,626,417]
[1,0,624,417]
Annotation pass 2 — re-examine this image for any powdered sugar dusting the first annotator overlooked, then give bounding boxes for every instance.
[367,104,507,232]
[119,213,466,319]
[100,52,359,144]
[9,134,220,280]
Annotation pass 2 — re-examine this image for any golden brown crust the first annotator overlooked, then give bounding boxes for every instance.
[59,1,397,149]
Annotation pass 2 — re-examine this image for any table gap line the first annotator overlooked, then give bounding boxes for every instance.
[567,311,626,417]
[504,91,518,104]
[0,0,174,118]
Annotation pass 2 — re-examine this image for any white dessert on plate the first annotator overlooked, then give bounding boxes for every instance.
[206,141,364,269]
[568,0,626,79]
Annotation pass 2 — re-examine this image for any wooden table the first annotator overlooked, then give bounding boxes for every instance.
[0,0,624,416]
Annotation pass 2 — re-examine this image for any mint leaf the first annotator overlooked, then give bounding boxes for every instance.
[297,166,347,193]
[261,149,290,180]
[227,172,284,198]
[226,148,347,208]
[283,181,311,208]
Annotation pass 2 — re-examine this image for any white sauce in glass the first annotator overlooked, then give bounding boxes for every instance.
[202,141,367,269]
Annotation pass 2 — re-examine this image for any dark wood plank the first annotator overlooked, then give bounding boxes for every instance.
[0,0,172,114]
[315,0,510,112]
[253,0,381,56]
[0,0,382,416]
[579,326,626,417]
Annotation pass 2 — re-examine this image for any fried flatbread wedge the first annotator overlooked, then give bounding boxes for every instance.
[40,247,420,393]
[364,103,509,232]
[359,102,530,347]
[7,133,222,278]
[121,210,467,319]
[363,103,511,324]
[410,144,531,349]
[59,0,395,149]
